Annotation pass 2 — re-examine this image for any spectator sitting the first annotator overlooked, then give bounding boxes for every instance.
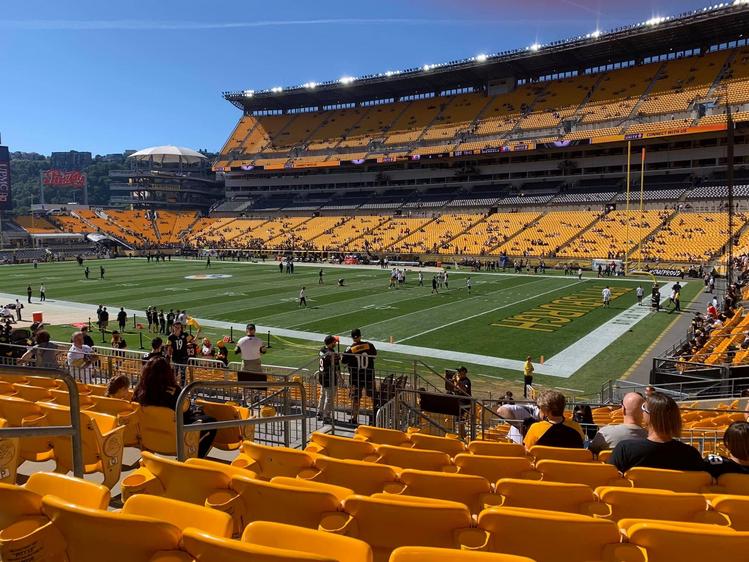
[524,390,584,450]
[106,374,131,400]
[589,392,647,455]
[572,404,599,441]
[704,421,749,477]
[608,392,704,473]
[132,357,216,458]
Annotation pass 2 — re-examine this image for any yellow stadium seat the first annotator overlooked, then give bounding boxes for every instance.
[708,495,749,530]
[0,472,109,532]
[88,395,140,447]
[0,381,15,395]
[620,519,749,561]
[306,432,377,460]
[467,441,526,457]
[0,395,55,463]
[37,402,125,489]
[121,494,232,537]
[300,455,400,495]
[121,451,232,503]
[0,418,19,485]
[243,520,373,562]
[139,405,199,459]
[535,460,629,488]
[466,506,639,562]
[408,433,467,457]
[454,453,540,482]
[11,384,52,402]
[495,478,600,515]
[594,486,725,524]
[270,476,354,502]
[46,389,95,409]
[207,474,341,535]
[371,444,452,472]
[625,467,713,493]
[354,425,411,447]
[24,377,60,390]
[320,494,472,562]
[180,527,337,562]
[385,469,498,514]
[194,399,253,451]
[528,446,593,463]
[710,473,749,496]
[390,547,536,562]
[232,441,315,479]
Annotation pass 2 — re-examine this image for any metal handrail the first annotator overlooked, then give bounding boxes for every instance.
[174,379,307,461]
[0,365,84,477]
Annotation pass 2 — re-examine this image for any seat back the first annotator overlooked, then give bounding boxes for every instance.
[139,405,198,458]
[0,418,19,485]
[41,495,182,562]
[714,473,749,496]
[11,384,51,402]
[374,444,452,471]
[625,467,713,493]
[47,389,95,409]
[529,446,593,463]
[395,469,492,513]
[242,520,374,562]
[122,494,233,537]
[26,472,110,509]
[709,495,749,530]
[625,520,749,561]
[307,432,377,460]
[595,486,711,523]
[88,395,137,416]
[477,506,621,562]
[24,377,59,389]
[354,425,410,446]
[390,547,535,562]
[0,395,53,461]
[234,441,315,479]
[495,478,596,514]
[454,454,538,481]
[408,433,466,456]
[195,400,253,451]
[467,441,526,457]
[305,456,399,495]
[535,460,628,488]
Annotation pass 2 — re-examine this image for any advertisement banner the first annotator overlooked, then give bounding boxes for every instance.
[0,146,11,210]
[42,170,86,188]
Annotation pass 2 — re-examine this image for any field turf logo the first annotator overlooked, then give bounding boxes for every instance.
[184,274,233,280]
[493,286,632,333]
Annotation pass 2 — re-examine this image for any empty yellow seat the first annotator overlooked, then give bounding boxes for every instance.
[408,433,466,457]
[46,389,95,409]
[121,494,232,537]
[0,395,55,463]
[620,519,749,561]
[139,405,199,458]
[372,444,452,471]
[121,451,232,503]
[38,402,125,489]
[306,432,377,460]
[709,495,749,530]
[495,478,599,514]
[232,441,315,479]
[390,547,536,562]
[468,506,638,562]
[354,425,410,447]
[320,494,472,562]
[386,469,497,514]
[529,446,593,463]
[595,486,722,524]
[88,395,140,447]
[194,399,253,451]
[0,418,19,484]
[300,455,400,495]
[710,473,749,496]
[536,460,629,488]
[11,384,51,402]
[467,441,526,457]
[454,454,540,481]
[24,377,60,390]
[243,520,373,562]
[625,467,713,493]
[271,476,354,502]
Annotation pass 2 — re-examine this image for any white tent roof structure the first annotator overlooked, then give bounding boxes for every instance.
[128,146,206,164]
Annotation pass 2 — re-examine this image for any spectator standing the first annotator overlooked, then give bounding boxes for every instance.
[67,331,96,376]
[523,390,584,450]
[167,322,189,384]
[166,310,175,333]
[299,287,307,308]
[497,402,538,445]
[18,330,58,368]
[588,392,647,455]
[143,337,164,361]
[81,326,95,347]
[14,299,23,322]
[26,285,32,304]
[100,307,109,332]
[608,392,704,473]
[317,335,340,423]
[117,307,128,332]
[39,284,46,302]
[523,356,534,398]
[341,328,377,425]
[158,310,166,334]
[235,323,267,373]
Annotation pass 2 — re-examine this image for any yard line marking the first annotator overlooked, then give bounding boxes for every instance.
[397,279,588,343]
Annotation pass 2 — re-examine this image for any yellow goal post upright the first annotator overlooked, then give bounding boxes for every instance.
[623,142,647,276]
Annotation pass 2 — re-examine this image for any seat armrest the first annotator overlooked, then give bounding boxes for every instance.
[582,501,610,517]
[318,512,352,534]
[602,544,647,562]
[456,528,489,551]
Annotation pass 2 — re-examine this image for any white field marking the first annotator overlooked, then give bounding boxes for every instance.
[397,279,587,343]
[543,282,685,377]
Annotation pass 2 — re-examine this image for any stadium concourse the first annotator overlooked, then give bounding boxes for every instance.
[4,3,749,562]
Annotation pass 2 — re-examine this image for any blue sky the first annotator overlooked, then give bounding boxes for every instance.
[0,0,713,155]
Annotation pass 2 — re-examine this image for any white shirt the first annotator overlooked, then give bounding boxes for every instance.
[177,313,187,324]
[636,287,643,296]
[602,288,611,300]
[67,344,94,369]
[236,335,264,360]
[299,289,305,298]
[40,285,45,292]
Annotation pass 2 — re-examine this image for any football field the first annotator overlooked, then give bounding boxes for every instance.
[0,258,699,394]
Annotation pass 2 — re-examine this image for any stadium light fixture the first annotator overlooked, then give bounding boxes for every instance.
[385,70,395,77]
[303,82,317,89]
[735,0,749,5]
[590,29,602,39]
[475,53,488,62]
[422,64,432,71]
[339,76,356,85]
[529,43,541,52]
[243,90,254,97]
[645,16,666,26]
[270,87,283,93]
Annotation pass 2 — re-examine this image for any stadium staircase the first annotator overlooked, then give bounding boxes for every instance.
[149,211,161,242]
[364,102,416,159]
[563,72,608,130]
[626,208,680,259]
[483,213,545,254]
[341,216,393,249]
[179,214,203,240]
[435,214,490,254]
[412,96,459,145]
[621,62,668,128]
[263,216,317,246]
[552,212,607,255]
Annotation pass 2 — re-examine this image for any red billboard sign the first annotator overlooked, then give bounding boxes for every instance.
[42,170,86,188]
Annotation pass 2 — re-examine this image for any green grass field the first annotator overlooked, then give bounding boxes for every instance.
[0,258,699,396]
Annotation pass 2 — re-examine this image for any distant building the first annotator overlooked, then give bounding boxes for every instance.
[50,151,93,170]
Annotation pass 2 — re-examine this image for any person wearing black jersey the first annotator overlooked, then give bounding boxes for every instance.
[342,328,377,425]
[317,335,340,423]
[704,421,749,477]
[167,322,189,384]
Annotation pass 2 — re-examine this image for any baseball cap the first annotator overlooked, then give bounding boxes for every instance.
[351,328,362,338]
[246,323,256,330]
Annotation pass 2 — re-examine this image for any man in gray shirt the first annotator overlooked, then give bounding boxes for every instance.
[589,392,648,455]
